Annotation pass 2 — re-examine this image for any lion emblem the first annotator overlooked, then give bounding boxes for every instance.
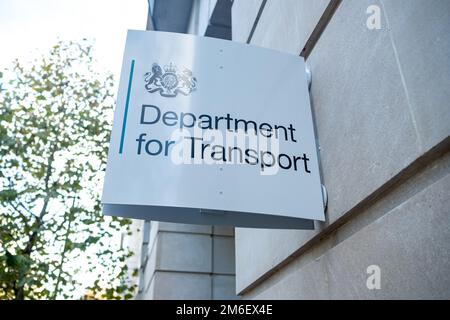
[144,63,197,98]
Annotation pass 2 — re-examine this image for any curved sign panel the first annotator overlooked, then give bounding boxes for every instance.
[102,30,325,229]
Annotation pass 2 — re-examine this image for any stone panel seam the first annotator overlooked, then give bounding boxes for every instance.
[155,269,235,276]
[301,0,342,59]
[238,136,450,295]
[158,229,234,237]
[146,229,159,264]
[141,233,160,294]
[380,0,423,150]
[247,172,450,298]
[246,0,268,44]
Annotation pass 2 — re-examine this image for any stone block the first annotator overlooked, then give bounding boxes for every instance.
[152,271,212,300]
[253,173,450,299]
[213,225,234,236]
[236,0,424,293]
[213,275,239,300]
[157,232,212,273]
[231,0,263,42]
[213,236,235,275]
[158,222,212,235]
[250,0,330,54]
[381,0,450,151]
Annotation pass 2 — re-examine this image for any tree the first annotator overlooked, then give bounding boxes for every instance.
[0,40,138,300]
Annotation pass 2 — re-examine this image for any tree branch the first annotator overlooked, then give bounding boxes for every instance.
[52,197,76,299]
[15,145,56,300]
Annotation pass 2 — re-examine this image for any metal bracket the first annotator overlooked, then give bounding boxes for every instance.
[305,63,312,91]
[307,63,323,211]
[321,184,328,211]
[307,63,324,212]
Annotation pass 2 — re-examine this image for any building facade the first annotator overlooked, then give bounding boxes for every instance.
[136,0,450,299]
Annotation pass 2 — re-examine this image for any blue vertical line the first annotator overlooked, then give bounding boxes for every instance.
[119,59,135,154]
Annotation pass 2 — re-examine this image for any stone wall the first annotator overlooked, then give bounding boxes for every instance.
[232,0,450,299]
[137,222,238,299]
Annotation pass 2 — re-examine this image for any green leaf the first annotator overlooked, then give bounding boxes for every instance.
[0,40,135,300]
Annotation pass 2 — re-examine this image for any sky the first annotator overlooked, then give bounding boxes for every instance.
[0,0,148,79]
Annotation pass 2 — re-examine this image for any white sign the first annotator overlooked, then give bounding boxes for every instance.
[102,30,325,229]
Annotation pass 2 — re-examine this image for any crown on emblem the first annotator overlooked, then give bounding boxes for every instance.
[164,63,177,73]
[145,62,196,97]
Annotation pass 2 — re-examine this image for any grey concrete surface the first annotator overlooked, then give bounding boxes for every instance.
[158,222,212,235]
[233,0,450,297]
[250,172,450,299]
[213,236,235,275]
[250,0,330,54]
[380,0,450,152]
[151,271,212,300]
[138,223,238,299]
[157,232,212,273]
[231,0,263,43]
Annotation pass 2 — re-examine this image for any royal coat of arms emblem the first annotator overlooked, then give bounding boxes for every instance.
[144,63,197,98]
